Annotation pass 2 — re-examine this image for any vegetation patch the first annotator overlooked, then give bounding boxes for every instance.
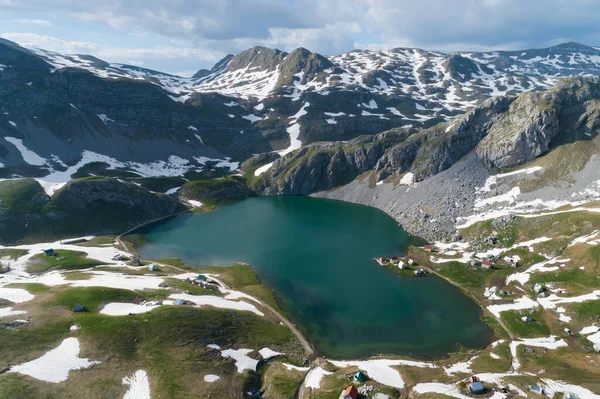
[26,249,103,274]
[52,287,142,312]
[501,309,550,338]
[180,177,255,207]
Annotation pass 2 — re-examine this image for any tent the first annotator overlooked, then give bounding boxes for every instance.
[73,303,85,312]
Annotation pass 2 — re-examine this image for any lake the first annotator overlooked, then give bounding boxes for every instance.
[136,196,492,359]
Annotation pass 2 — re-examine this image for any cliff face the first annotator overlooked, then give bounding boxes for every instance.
[268,77,600,196]
[267,130,410,195]
[266,77,600,240]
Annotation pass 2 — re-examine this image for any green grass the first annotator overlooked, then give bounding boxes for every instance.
[529,267,600,288]
[500,247,546,268]
[268,374,304,398]
[470,340,511,373]
[5,282,49,293]
[436,262,491,289]
[52,287,143,312]
[179,177,254,207]
[501,310,550,338]
[156,257,192,270]
[163,278,221,296]
[201,265,284,314]
[570,300,600,322]
[481,315,510,339]
[0,248,29,259]
[74,236,117,247]
[26,250,103,274]
[136,177,186,193]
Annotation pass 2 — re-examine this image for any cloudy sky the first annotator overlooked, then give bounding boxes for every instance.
[1,0,600,76]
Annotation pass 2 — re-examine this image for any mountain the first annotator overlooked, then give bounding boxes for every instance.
[1,39,600,233]
[266,76,600,240]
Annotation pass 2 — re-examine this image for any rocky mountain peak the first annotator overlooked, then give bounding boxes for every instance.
[276,47,333,87]
[225,46,288,72]
[193,54,233,79]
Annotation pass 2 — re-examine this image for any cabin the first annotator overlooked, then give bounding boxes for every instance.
[522,316,533,323]
[341,385,358,399]
[481,260,493,269]
[73,303,85,312]
[353,370,367,382]
[391,256,398,261]
[564,392,580,399]
[530,384,545,395]
[424,244,434,252]
[471,259,482,267]
[43,249,56,256]
[148,264,157,271]
[415,268,427,276]
[131,257,141,266]
[408,258,414,265]
[381,257,389,263]
[197,274,207,281]
[468,381,485,394]
[174,298,185,305]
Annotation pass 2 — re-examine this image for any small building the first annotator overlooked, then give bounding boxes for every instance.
[471,259,482,267]
[381,257,389,263]
[43,249,55,256]
[564,392,580,399]
[131,257,141,266]
[353,370,367,382]
[533,283,547,294]
[469,381,485,394]
[522,316,533,323]
[197,274,207,281]
[397,261,405,269]
[148,264,157,271]
[73,303,85,312]
[341,385,358,399]
[415,268,427,276]
[530,384,545,395]
[174,298,185,305]
[424,244,434,252]
[408,258,414,265]
[564,327,574,337]
[481,260,493,269]
[391,256,398,261]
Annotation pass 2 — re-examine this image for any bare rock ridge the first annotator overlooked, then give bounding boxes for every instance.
[4,39,600,173]
[267,77,600,196]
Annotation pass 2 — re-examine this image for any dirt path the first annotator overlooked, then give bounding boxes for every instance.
[207,275,315,357]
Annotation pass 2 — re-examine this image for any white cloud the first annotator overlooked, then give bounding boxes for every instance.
[3,0,600,72]
[1,32,100,54]
[0,32,224,74]
[14,19,53,26]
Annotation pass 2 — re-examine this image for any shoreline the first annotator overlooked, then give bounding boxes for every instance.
[118,197,505,364]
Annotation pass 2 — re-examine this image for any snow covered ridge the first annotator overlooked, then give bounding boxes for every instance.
[0,142,239,195]
[27,42,600,111]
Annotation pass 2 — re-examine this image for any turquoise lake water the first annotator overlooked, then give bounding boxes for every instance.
[137,196,492,359]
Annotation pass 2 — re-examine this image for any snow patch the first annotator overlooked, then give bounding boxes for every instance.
[122,370,150,399]
[10,338,100,383]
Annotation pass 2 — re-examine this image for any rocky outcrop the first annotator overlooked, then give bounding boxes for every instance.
[0,177,183,245]
[476,92,559,168]
[477,77,600,168]
[267,130,409,194]
[180,177,255,206]
[266,76,600,224]
[276,47,333,88]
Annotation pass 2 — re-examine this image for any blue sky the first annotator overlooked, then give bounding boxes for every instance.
[1,0,600,76]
